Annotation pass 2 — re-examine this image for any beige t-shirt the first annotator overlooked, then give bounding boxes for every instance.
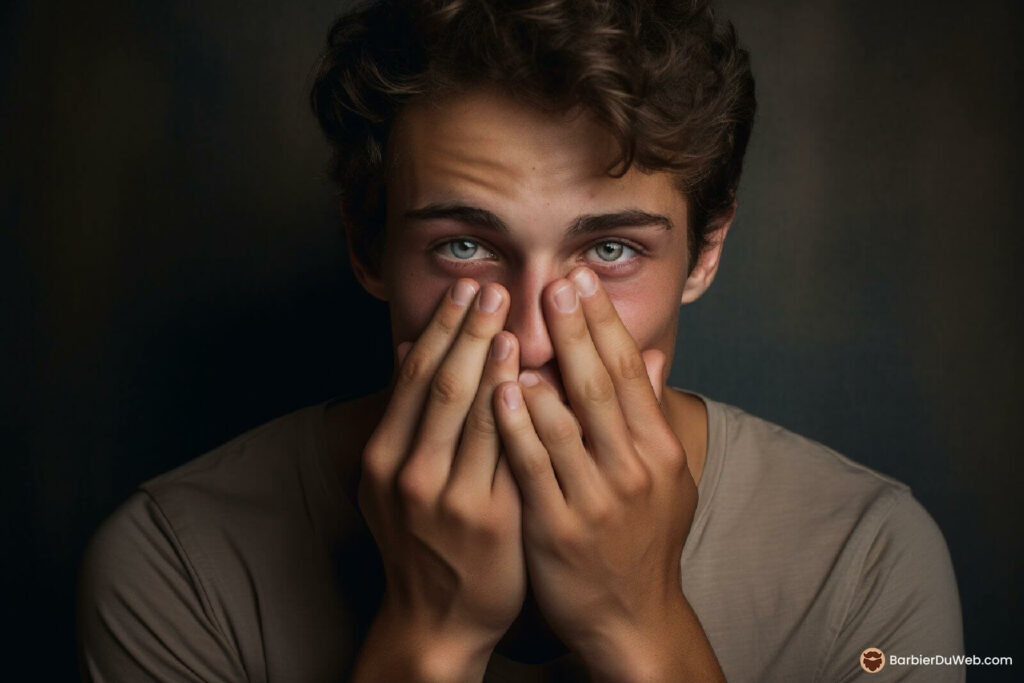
[77,396,964,681]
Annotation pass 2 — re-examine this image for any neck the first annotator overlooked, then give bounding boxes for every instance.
[661,387,709,487]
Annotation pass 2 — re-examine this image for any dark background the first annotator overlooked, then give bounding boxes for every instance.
[3,0,1021,679]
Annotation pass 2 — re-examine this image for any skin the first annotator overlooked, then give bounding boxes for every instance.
[331,89,734,681]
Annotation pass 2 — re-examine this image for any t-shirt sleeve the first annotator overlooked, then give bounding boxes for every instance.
[818,491,964,682]
[76,491,248,682]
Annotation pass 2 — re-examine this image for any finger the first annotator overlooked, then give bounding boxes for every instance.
[519,371,599,505]
[569,267,662,435]
[447,331,520,495]
[542,278,634,469]
[367,279,479,475]
[395,341,412,367]
[408,283,511,486]
[493,381,566,516]
[491,453,518,502]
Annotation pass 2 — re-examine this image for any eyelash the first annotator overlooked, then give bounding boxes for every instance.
[431,237,645,271]
[583,241,639,267]
[434,238,497,263]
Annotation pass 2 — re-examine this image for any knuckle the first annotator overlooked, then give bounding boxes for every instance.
[465,405,498,437]
[566,317,590,343]
[616,351,648,382]
[361,439,392,481]
[521,450,551,480]
[438,491,471,524]
[618,462,653,497]
[507,418,537,447]
[460,317,494,344]
[543,417,580,448]
[396,463,432,506]
[585,498,613,524]
[648,434,688,476]
[430,367,465,406]
[665,442,689,474]
[548,517,582,550]
[435,306,462,335]
[361,452,389,486]
[398,351,430,386]
[581,373,616,404]
[361,436,383,466]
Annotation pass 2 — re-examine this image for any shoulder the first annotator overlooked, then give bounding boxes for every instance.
[144,401,344,576]
[702,398,910,522]
[699,396,952,569]
[81,403,326,597]
[77,402,348,681]
[78,488,249,681]
[816,481,964,680]
[143,403,330,513]
[99,400,343,589]
[687,398,963,680]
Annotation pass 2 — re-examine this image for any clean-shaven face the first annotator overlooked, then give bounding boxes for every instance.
[377,89,692,390]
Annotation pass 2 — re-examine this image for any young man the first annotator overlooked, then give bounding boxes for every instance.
[78,0,964,681]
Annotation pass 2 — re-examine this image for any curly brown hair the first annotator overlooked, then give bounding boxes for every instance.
[311,0,756,271]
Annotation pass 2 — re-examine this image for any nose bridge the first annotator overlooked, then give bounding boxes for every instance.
[505,261,558,370]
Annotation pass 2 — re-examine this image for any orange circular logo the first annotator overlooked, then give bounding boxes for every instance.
[860,648,885,673]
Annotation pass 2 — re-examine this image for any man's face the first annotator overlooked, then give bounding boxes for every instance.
[366,89,704,389]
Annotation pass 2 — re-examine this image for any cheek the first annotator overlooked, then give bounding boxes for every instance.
[388,262,452,345]
[605,277,682,355]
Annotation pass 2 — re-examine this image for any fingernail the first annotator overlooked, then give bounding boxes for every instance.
[502,384,522,410]
[552,283,578,313]
[491,334,511,360]
[519,371,540,387]
[478,285,503,313]
[452,280,477,306]
[572,268,598,298]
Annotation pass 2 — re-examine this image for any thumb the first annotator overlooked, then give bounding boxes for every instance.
[641,348,666,403]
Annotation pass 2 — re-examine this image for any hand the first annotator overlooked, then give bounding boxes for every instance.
[493,267,724,682]
[354,279,526,682]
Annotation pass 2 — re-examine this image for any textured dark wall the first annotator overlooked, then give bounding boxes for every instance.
[4,0,1021,679]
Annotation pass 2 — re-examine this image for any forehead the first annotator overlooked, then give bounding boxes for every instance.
[385,89,687,231]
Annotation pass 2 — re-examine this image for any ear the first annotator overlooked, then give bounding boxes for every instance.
[350,251,389,302]
[680,203,736,305]
[343,214,390,302]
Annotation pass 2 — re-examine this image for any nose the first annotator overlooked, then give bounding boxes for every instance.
[504,269,556,370]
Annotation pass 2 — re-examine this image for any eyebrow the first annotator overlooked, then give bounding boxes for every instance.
[404,202,674,235]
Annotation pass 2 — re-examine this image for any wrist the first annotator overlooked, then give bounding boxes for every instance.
[352,601,497,683]
[580,594,724,683]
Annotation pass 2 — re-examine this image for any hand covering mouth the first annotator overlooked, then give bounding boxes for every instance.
[531,361,569,405]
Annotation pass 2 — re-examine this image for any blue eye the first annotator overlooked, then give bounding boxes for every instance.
[441,239,491,261]
[588,241,636,263]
